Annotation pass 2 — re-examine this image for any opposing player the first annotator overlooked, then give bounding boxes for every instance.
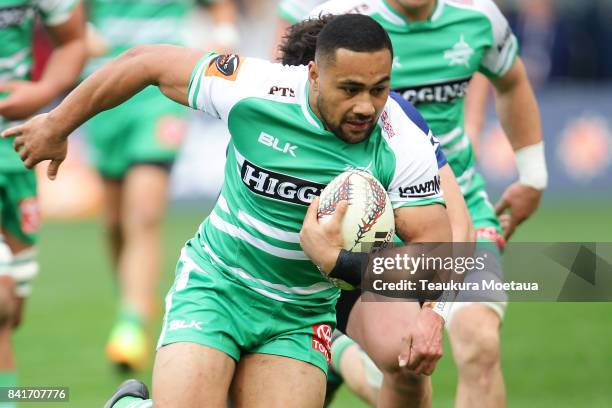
[307,1,548,406]
[4,15,451,407]
[83,0,239,371]
[0,0,86,402]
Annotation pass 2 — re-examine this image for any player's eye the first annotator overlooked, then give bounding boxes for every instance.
[370,87,386,96]
[341,87,360,96]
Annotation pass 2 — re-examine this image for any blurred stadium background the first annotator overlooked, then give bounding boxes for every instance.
[14,0,612,406]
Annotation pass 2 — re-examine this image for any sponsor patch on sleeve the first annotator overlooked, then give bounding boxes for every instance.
[205,54,242,81]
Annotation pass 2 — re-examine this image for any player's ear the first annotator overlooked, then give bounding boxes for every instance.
[308,61,319,91]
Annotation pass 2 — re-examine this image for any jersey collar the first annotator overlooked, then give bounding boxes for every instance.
[380,0,445,27]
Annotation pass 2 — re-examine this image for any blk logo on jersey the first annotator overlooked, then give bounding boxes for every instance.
[399,175,441,198]
[241,160,326,206]
[258,132,298,157]
[396,77,471,105]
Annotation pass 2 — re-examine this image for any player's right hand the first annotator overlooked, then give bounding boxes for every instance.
[398,306,444,376]
[300,197,348,274]
[0,113,67,180]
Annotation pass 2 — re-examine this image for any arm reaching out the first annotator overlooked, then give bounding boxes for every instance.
[491,58,546,240]
[1,45,205,178]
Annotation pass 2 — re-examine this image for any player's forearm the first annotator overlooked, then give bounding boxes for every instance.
[494,62,542,150]
[47,46,159,137]
[464,73,489,150]
[38,38,87,104]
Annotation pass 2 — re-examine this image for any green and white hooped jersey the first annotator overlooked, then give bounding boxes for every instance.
[186,53,444,306]
[278,0,326,23]
[311,0,519,196]
[0,0,78,171]
[84,0,195,75]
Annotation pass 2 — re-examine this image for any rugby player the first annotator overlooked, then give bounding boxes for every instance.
[279,15,474,406]
[4,14,451,408]
[305,1,548,406]
[0,0,85,403]
[83,0,239,371]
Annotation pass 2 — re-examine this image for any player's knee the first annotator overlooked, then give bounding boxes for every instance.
[364,343,403,375]
[383,368,427,395]
[451,311,501,372]
[105,214,123,238]
[124,203,165,235]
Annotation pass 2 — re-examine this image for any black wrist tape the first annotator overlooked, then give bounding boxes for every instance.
[329,249,369,287]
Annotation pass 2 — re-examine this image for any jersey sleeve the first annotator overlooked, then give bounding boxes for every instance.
[381,100,445,209]
[188,52,270,122]
[476,0,519,78]
[35,0,78,26]
[389,92,447,168]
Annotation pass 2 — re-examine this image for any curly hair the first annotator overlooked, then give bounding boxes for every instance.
[277,15,336,66]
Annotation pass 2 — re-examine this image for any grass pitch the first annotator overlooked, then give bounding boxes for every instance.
[14,199,612,407]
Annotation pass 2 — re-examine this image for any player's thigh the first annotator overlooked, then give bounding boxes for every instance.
[346,295,421,372]
[152,342,235,408]
[231,353,326,408]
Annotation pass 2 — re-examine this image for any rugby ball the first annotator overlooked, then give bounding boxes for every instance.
[318,171,395,289]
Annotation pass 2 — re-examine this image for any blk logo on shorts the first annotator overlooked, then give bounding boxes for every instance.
[311,323,332,364]
[168,320,203,331]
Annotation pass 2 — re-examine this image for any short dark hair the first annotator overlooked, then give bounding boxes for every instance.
[278,15,336,66]
[278,14,393,67]
[316,14,393,65]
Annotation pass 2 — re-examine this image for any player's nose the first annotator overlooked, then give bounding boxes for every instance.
[352,98,376,118]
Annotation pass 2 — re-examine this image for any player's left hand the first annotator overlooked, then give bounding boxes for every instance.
[399,306,444,376]
[495,182,542,240]
[300,197,347,274]
[0,81,55,120]
[0,113,67,180]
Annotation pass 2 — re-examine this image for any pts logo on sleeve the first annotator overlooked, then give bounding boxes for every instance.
[399,175,441,198]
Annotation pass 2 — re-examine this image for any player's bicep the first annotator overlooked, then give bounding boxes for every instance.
[489,57,526,94]
[394,204,451,243]
[151,46,208,107]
